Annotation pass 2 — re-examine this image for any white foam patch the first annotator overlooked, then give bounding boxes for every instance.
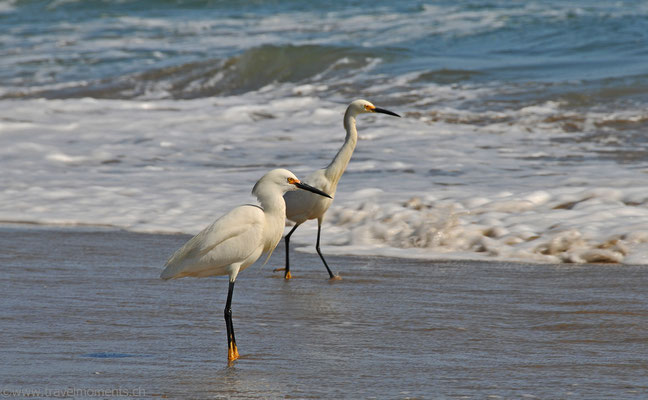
[1,91,648,265]
[303,185,648,265]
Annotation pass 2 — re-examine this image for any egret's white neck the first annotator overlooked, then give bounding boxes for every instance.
[254,187,287,218]
[324,108,358,185]
[252,184,287,258]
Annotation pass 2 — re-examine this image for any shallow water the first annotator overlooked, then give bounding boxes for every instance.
[1,225,647,398]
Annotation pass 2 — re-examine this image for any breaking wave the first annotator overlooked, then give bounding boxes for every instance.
[2,44,385,100]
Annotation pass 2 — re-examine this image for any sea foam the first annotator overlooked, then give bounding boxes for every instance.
[1,93,648,265]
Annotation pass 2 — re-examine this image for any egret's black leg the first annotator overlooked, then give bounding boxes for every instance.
[316,223,339,279]
[273,223,300,279]
[224,280,238,361]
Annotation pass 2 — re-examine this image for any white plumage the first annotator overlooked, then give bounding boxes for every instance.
[161,205,266,280]
[160,168,331,362]
[277,100,400,280]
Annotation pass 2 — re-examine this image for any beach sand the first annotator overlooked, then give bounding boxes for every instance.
[1,224,647,399]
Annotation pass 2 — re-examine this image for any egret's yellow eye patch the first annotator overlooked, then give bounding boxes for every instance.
[287,177,300,184]
[364,104,375,111]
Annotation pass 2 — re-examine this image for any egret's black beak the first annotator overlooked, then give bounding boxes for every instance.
[295,182,332,199]
[373,107,401,117]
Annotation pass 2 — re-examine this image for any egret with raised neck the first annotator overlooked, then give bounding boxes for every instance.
[275,99,400,280]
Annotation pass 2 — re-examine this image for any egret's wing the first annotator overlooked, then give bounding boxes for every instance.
[160,205,264,279]
[284,169,334,223]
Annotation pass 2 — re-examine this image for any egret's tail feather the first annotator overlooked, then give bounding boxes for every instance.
[160,264,178,280]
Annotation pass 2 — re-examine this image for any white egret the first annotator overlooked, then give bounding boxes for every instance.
[160,168,331,362]
[275,99,400,280]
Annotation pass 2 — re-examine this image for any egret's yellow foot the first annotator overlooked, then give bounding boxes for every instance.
[228,343,239,362]
[284,271,292,280]
[329,275,342,281]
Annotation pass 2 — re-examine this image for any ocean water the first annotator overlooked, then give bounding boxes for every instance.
[2,0,648,264]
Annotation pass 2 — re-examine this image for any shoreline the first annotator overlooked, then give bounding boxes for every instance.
[1,222,645,267]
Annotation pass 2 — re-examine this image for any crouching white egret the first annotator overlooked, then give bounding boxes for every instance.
[275,99,400,280]
[160,168,332,362]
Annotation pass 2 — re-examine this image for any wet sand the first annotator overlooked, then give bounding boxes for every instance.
[1,224,647,399]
